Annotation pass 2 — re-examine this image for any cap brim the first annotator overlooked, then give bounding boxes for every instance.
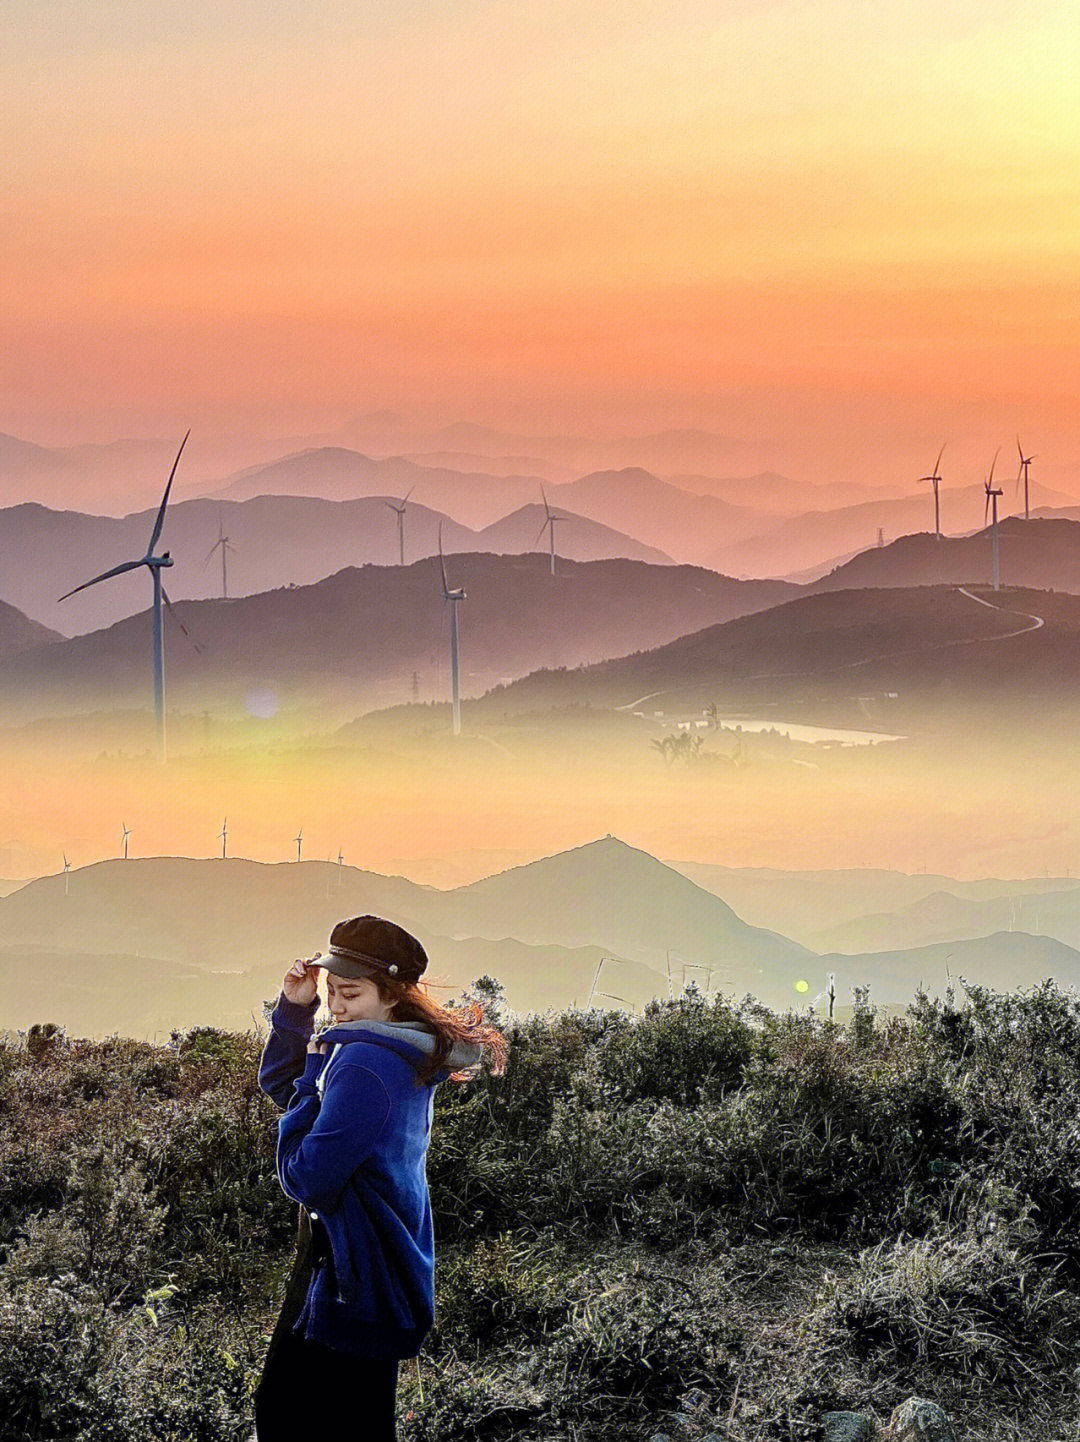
[309,952,380,981]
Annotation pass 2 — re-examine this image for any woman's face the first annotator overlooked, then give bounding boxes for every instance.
[323,971,396,1024]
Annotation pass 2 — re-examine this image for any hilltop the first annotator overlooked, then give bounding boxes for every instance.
[0,554,799,723]
[475,584,1080,724]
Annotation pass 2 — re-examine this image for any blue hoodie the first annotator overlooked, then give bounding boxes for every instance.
[258,993,480,1359]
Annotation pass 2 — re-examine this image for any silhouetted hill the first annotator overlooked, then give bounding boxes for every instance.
[0,554,800,722]
[0,600,62,659]
[205,447,547,529]
[709,484,1078,579]
[805,884,1080,955]
[807,518,1080,595]
[813,932,1080,1005]
[399,836,813,1000]
[477,585,1080,718]
[666,862,1078,950]
[0,841,815,1029]
[1,495,666,635]
[476,504,672,565]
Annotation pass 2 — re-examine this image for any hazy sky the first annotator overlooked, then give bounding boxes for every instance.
[4,1,1080,477]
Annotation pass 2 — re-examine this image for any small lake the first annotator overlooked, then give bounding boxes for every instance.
[714,718,904,746]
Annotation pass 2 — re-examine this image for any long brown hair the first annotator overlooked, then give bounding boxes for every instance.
[374,975,508,1087]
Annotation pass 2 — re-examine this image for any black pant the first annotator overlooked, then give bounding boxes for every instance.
[255,1331,399,1441]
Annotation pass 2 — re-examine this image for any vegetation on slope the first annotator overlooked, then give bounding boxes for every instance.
[3,980,1080,1440]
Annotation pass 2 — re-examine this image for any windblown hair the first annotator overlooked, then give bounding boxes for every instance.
[373,976,508,1087]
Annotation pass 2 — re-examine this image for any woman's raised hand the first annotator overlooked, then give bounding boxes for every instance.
[283,957,319,1006]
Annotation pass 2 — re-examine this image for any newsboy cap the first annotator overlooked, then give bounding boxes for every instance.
[312,915,428,983]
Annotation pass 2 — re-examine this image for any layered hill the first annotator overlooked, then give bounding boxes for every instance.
[1,495,667,635]
[804,883,1080,956]
[806,517,1080,596]
[666,862,1078,951]
[0,554,800,722]
[0,600,62,660]
[477,585,1080,719]
[710,484,1077,579]
[0,839,814,1032]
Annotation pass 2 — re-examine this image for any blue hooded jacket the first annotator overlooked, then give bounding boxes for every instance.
[258,993,480,1359]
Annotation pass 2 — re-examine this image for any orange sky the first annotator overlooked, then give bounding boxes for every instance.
[4,1,1080,482]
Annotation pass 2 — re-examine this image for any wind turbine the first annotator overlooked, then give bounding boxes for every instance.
[1016,438,1036,522]
[203,509,237,598]
[918,443,945,540]
[438,523,465,736]
[534,486,569,576]
[984,448,1003,592]
[384,487,414,565]
[63,853,70,896]
[219,818,228,860]
[122,823,130,861]
[58,431,191,762]
[295,829,303,862]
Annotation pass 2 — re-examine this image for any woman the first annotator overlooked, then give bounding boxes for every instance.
[255,914,507,1442]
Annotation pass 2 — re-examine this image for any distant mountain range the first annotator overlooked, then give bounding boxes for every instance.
[0,554,799,723]
[5,839,1076,1039]
[0,495,671,636]
[666,861,1079,950]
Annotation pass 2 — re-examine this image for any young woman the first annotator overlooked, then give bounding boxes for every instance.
[255,914,507,1442]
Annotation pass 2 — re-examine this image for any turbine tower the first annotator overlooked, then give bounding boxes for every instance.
[203,510,237,598]
[1016,438,1036,523]
[122,823,130,861]
[984,448,1003,592]
[384,487,414,565]
[219,818,228,860]
[918,443,945,540]
[534,486,569,576]
[438,523,465,736]
[58,431,191,763]
[295,828,303,862]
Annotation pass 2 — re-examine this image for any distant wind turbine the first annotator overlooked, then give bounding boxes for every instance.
[534,486,569,576]
[58,431,191,762]
[219,818,228,860]
[918,443,945,540]
[438,523,465,736]
[983,448,1003,592]
[63,852,70,896]
[203,509,237,598]
[295,829,303,862]
[1016,438,1036,522]
[384,487,415,565]
[122,823,130,861]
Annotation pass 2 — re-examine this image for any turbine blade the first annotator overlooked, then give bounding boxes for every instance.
[540,484,551,517]
[201,540,220,568]
[148,429,191,553]
[59,557,144,602]
[988,445,1000,487]
[533,519,550,546]
[933,442,945,477]
[438,523,450,594]
[1017,435,1024,462]
[162,586,203,653]
[402,485,414,504]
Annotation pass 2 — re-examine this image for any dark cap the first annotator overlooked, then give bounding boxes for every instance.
[312,915,428,984]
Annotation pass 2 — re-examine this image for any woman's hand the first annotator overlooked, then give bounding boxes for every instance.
[283,957,319,1006]
[307,1036,329,1055]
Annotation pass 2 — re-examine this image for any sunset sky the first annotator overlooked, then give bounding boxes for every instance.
[5,1,1080,484]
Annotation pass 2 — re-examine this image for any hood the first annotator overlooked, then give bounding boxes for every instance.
[318,1018,482,1075]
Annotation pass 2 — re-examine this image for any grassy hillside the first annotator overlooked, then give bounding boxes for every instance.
[2,980,1079,1439]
